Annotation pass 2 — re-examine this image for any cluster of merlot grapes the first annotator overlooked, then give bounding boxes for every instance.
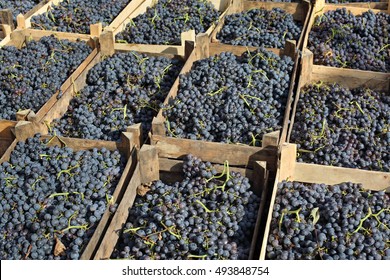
[51,51,183,141]
[0,0,40,22]
[30,0,130,34]
[163,48,294,146]
[217,8,302,48]
[0,135,125,259]
[308,9,390,72]
[0,36,91,120]
[290,82,390,172]
[116,0,221,45]
[267,181,390,260]
[111,154,260,260]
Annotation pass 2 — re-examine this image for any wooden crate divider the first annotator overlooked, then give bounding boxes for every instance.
[211,0,312,50]
[0,126,140,259]
[259,143,390,260]
[151,35,299,162]
[0,29,99,126]
[94,143,271,259]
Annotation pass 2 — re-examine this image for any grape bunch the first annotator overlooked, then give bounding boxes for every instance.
[111,154,260,260]
[308,8,390,72]
[217,8,302,48]
[0,36,92,120]
[0,135,125,260]
[30,0,130,34]
[163,48,294,146]
[290,82,390,172]
[116,0,221,45]
[267,181,390,260]
[0,0,40,22]
[51,51,183,141]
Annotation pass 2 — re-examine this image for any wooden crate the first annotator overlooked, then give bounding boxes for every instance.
[0,128,139,259]
[0,120,17,158]
[27,30,191,147]
[0,29,98,124]
[151,36,299,162]
[302,0,389,69]
[211,0,312,50]
[14,0,145,39]
[110,0,230,46]
[328,0,389,11]
[94,143,272,260]
[259,143,390,260]
[287,48,390,143]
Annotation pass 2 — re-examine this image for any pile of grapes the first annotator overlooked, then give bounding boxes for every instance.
[217,8,302,48]
[111,154,260,260]
[290,82,390,172]
[0,36,92,120]
[115,0,221,45]
[163,48,294,146]
[30,0,130,34]
[51,51,183,141]
[267,180,390,260]
[308,8,390,72]
[0,135,126,259]
[0,0,40,22]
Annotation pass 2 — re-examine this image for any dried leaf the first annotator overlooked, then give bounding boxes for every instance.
[137,184,151,196]
[310,207,320,225]
[54,235,66,256]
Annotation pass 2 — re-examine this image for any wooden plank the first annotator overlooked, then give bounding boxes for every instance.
[262,131,280,148]
[0,138,13,158]
[0,139,17,163]
[94,165,142,260]
[24,0,51,19]
[114,43,183,56]
[109,0,152,36]
[152,134,278,170]
[259,169,280,260]
[158,157,254,180]
[22,28,93,42]
[293,163,390,191]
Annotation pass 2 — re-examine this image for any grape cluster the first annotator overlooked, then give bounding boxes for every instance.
[163,48,294,146]
[308,8,390,72]
[30,0,130,34]
[290,82,390,172]
[116,0,221,45]
[217,8,302,48]
[0,135,125,259]
[267,181,390,260]
[111,154,260,260]
[51,51,183,141]
[0,36,91,120]
[0,0,40,22]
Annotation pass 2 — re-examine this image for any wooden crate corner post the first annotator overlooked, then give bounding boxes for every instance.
[90,22,103,38]
[279,143,297,182]
[195,33,210,60]
[139,145,159,184]
[99,28,115,56]
[0,9,14,30]
[14,121,36,141]
[231,0,244,14]
[126,123,143,149]
[16,13,26,29]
